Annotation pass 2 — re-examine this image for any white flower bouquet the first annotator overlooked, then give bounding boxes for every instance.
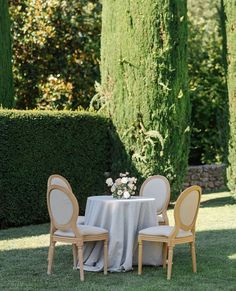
[106,172,137,199]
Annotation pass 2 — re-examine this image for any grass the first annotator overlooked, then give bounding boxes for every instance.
[0,191,236,290]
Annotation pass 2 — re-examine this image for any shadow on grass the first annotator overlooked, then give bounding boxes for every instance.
[0,223,49,241]
[0,229,235,290]
[200,195,236,208]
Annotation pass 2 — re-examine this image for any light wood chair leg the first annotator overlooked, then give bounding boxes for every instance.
[78,245,84,281]
[190,242,197,273]
[72,244,78,270]
[167,246,174,280]
[138,239,143,275]
[47,242,55,275]
[162,243,168,269]
[104,239,108,275]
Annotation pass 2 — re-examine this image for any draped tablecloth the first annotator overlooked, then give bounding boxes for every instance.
[80,195,162,272]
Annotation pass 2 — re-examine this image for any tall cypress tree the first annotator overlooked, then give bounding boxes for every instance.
[225,0,236,191]
[100,0,190,196]
[0,0,14,108]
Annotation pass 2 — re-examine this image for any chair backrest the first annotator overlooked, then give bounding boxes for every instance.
[139,175,170,214]
[174,185,202,232]
[47,185,79,232]
[47,174,72,192]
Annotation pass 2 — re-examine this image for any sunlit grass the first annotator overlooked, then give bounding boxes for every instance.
[0,191,235,290]
[0,234,49,251]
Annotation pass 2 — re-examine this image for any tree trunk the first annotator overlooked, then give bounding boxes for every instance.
[225,0,236,191]
[0,0,14,108]
[100,0,189,196]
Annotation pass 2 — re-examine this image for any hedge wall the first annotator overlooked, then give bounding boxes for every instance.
[0,110,112,228]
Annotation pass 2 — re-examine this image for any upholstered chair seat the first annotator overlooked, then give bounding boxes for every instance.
[54,225,108,238]
[139,225,192,238]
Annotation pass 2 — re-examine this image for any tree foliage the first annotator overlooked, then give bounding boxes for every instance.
[9,0,101,109]
[0,0,14,108]
[100,0,190,197]
[225,0,236,192]
[188,0,228,165]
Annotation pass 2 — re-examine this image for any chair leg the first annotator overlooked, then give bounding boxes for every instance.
[72,244,78,270]
[167,246,174,280]
[138,239,143,275]
[47,242,56,275]
[77,244,84,281]
[162,243,168,269]
[104,239,108,275]
[190,242,197,273]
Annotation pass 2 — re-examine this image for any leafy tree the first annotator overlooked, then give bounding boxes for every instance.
[188,0,228,165]
[225,0,236,192]
[100,0,190,196]
[9,0,101,109]
[0,0,14,108]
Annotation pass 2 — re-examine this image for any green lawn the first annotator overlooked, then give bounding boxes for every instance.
[0,191,235,290]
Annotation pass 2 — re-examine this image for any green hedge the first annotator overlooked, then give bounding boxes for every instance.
[0,110,112,228]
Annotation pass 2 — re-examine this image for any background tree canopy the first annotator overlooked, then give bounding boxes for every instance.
[188,0,228,165]
[9,0,228,166]
[9,0,101,110]
[0,0,14,108]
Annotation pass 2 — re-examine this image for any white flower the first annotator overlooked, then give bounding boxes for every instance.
[119,173,126,177]
[111,185,116,192]
[106,178,113,186]
[123,191,130,199]
[128,182,134,189]
[117,190,123,196]
[115,178,122,185]
[121,177,128,184]
[106,173,137,198]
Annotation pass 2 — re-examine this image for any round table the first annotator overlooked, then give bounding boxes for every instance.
[81,195,163,272]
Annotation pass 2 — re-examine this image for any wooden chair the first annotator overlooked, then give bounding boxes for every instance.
[48,174,85,224]
[140,175,170,225]
[47,185,109,281]
[138,185,202,280]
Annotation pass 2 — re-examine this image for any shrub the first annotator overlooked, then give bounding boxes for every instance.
[0,110,112,228]
[9,0,101,109]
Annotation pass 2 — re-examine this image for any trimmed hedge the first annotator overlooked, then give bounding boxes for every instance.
[0,110,112,228]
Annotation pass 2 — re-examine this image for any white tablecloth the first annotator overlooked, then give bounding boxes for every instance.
[81,195,162,272]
